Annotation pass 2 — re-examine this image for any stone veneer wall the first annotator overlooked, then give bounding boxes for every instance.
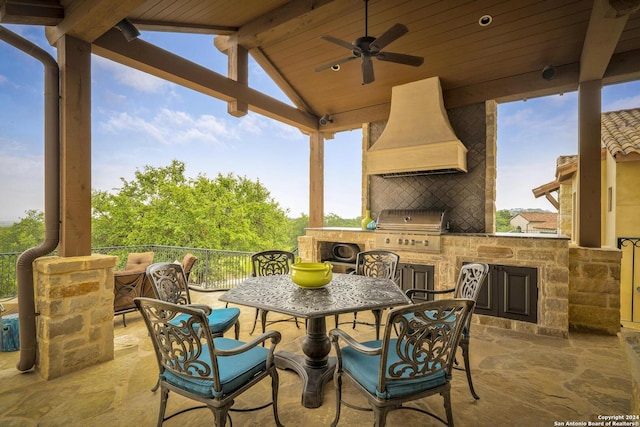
[34,254,117,379]
[568,247,621,335]
[558,181,573,239]
[300,230,571,337]
[300,230,622,338]
[439,234,570,338]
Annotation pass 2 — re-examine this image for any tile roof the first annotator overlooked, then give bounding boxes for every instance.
[601,108,640,157]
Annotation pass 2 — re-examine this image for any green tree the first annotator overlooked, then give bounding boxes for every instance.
[496,209,515,232]
[91,160,291,252]
[0,210,45,252]
[324,213,361,228]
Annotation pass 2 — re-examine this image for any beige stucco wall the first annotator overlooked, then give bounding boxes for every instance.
[615,160,640,239]
[509,215,529,232]
[604,154,617,247]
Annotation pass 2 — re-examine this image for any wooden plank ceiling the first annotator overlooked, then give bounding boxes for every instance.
[2,0,640,133]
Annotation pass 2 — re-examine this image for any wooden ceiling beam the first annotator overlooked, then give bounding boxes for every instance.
[227,40,249,117]
[579,0,639,82]
[216,34,316,116]
[215,0,359,51]
[0,0,64,25]
[92,28,318,132]
[45,0,147,45]
[131,19,237,35]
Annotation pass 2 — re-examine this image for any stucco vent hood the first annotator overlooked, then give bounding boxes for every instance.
[366,77,467,177]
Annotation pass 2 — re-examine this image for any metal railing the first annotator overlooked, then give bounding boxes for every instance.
[0,245,259,299]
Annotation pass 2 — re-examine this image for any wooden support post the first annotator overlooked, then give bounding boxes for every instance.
[309,132,324,228]
[58,35,92,256]
[577,79,602,248]
[227,39,248,117]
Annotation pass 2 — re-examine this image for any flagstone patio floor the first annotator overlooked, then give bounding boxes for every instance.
[0,291,635,426]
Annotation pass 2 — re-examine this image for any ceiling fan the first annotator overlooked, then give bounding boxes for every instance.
[314,0,424,85]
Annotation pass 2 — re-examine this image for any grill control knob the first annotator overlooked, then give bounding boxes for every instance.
[397,238,403,244]
[403,239,409,245]
[384,238,390,244]
[411,239,415,245]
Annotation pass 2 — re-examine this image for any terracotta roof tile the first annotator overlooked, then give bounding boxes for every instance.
[602,108,640,157]
[516,212,558,228]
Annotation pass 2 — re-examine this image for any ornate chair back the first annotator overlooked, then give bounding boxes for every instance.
[251,250,295,276]
[146,262,192,306]
[354,250,399,281]
[342,250,400,339]
[453,262,489,302]
[249,250,298,334]
[330,298,474,426]
[134,297,283,426]
[380,299,473,390]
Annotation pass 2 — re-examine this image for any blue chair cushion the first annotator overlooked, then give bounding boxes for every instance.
[341,338,447,399]
[171,307,240,335]
[162,337,269,398]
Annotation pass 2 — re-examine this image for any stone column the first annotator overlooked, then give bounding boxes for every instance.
[34,254,117,379]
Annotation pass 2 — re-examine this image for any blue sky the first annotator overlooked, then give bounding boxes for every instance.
[1,24,640,223]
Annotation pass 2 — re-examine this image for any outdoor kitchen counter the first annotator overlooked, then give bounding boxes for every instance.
[298,227,578,338]
[304,227,570,239]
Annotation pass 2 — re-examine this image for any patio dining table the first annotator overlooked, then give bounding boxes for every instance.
[219,272,411,408]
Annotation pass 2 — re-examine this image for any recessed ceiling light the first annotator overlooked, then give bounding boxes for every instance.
[331,64,341,71]
[478,15,493,27]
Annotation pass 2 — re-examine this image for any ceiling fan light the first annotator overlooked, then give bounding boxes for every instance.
[331,64,341,71]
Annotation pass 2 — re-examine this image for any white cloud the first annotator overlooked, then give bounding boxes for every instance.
[98,108,238,147]
[0,75,7,84]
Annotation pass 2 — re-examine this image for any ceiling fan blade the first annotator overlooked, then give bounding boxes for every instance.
[361,57,375,84]
[369,23,408,51]
[376,51,424,67]
[319,35,356,51]
[314,56,357,72]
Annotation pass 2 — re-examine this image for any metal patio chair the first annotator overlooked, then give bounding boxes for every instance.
[146,262,240,340]
[330,298,474,426]
[335,250,400,340]
[405,262,489,400]
[135,297,283,427]
[249,250,300,334]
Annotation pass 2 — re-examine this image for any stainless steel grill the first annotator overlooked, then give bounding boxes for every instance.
[376,209,449,233]
[375,209,448,253]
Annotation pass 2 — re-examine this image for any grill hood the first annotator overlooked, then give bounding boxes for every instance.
[366,77,467,177]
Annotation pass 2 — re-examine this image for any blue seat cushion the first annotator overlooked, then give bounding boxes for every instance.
[341,338,446,399]
[171,307,240,335]
[162,337,269,398]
